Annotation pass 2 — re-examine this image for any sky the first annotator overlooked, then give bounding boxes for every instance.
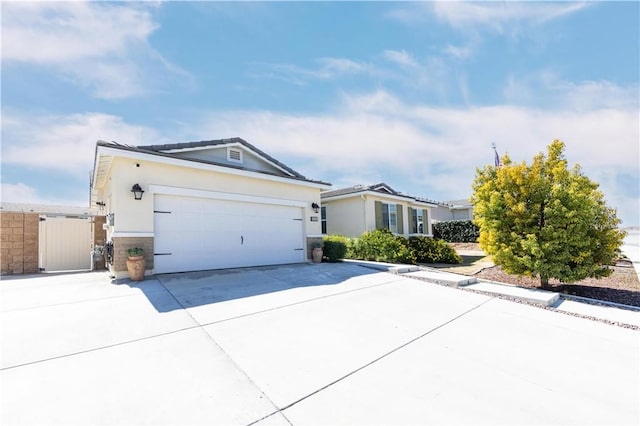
[1,1,638,226]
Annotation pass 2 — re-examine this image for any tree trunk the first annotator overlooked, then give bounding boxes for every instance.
[540,276,550,290]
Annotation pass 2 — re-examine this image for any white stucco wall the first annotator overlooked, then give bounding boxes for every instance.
[97,155,325,237]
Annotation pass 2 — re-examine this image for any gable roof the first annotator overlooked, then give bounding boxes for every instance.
[321,183,438,206]
[321,182,394,198]
[92,138,331,190]
[137,137,305,179]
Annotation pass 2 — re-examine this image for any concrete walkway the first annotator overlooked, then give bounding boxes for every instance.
[1,263,638,425]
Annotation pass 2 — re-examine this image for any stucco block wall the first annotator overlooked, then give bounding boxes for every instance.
[93,216,107,270]
[94,216,107,246]
[111,236,154,274]
[0,212,39,275]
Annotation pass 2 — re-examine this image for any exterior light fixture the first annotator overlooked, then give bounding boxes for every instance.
[131,184,145,200]
[311,202,320,213]
[96,201,106,211]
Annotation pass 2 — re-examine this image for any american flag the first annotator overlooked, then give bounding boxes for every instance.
[492,142,502,167]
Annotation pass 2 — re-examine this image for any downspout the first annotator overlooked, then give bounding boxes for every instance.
[361,194,367,233]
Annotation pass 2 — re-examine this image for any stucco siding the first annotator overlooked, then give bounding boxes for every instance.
[324,197,366,238]
[101,157,322,236]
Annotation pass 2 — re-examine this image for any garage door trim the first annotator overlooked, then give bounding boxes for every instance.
[148,184,308,208]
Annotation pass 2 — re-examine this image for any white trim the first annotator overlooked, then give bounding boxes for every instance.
[161,145,233,154]
[95,145,331,190]
[149,184,309,208]
[111,232,154,238]
[306,234,324,238]
[322,190,437,207]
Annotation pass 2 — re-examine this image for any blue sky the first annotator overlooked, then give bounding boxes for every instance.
[2,1,638,226]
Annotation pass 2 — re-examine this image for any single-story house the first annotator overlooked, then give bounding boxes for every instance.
[91,138,331,279]
[0,202,105,274]
[431,199,474,222]
[320,183,438,238]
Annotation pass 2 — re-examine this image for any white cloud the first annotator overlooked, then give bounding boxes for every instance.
[0,183,89,206]
[382,50,419,68]
[443,44,474,60]
[1,112,165,176]
[252,51,456,101]
[249,57,371,85]
[191,85,638,225]
[504,72,639,111]
[1,1,191,99]
[431,1,589,33]
[1,183,41,204]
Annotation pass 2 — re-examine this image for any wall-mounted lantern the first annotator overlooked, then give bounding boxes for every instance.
[131,184,145,201]
[96,201,106,211]
[311,202,320,214]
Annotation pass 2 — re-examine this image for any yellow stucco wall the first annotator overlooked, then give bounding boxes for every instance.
[324,196,366,237]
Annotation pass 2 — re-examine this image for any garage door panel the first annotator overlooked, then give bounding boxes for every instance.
[154,195,305,274]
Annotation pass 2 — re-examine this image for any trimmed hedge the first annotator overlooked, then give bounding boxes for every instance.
[322,235,348,262]
[408,236,461,264]
[433,220,479,242]
[323,230,463,265]
[348,229,416,264]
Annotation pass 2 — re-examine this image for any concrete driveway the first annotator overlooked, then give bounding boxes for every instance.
[1,263,638,425]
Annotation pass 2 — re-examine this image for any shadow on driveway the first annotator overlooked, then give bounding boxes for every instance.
[121,262,381,313]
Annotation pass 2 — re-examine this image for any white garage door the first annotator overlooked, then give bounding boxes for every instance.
[154,194,305,274]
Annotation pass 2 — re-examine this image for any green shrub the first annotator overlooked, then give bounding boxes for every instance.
[433,220,479,242]
[348,229,416,264]
[127,247,144,257]
[322,235,348,262]
[408,236,461,264]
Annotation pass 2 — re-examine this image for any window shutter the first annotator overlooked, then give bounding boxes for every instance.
[409,207,416,234]
[375,201,383,229]
[423,209,429,234]
[396,204,404,234]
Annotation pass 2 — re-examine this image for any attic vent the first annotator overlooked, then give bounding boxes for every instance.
[227,147,243,163]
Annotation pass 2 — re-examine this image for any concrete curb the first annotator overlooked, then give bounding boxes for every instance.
[464,280,560,307]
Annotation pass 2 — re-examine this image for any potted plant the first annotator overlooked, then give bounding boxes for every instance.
[312,242,323,263]
[126,247,145,281]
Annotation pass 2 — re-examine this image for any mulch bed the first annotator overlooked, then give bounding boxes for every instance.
[449,243,640,307]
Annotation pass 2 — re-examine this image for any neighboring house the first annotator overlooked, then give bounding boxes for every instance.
[431,199,474,222]
[320,183,438,238]
[91,138,331,279]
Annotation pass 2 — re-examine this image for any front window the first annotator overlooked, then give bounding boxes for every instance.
[411,208,425,234]
[416,209,424,234]
[382,203,398,233]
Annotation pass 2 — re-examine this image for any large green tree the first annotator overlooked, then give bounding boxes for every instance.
[471,140,625,289]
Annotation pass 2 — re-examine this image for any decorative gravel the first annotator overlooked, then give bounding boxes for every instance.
[475,263,640,308]
[434,242,640,329]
